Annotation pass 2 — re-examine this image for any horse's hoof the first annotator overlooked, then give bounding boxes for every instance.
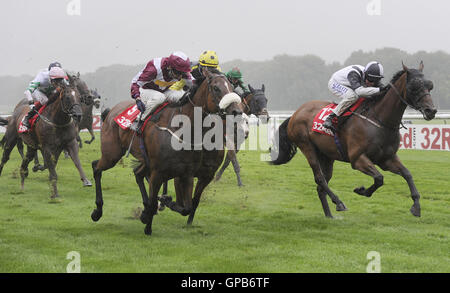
[336,202,348,212]
[49,197,63,204]
[160,195,172,205]
[32,166,39,173]
[91,209,102,222]
[354,186,366,196]
[410,205,421,217]
[85,140,92,144]
[140,211,150,224]
[144,225,152,236]
[82,179,93,187]
[158,202,165,212]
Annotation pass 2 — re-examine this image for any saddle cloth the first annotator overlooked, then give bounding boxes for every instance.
[312,97,365,137]
[18,105,47,133]
[114,102,169,130]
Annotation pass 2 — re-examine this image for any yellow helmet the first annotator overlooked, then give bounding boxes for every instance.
[199,50,219,68]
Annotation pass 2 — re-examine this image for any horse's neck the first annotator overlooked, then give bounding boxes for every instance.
[373,80,407,128]
[44,97,71,125]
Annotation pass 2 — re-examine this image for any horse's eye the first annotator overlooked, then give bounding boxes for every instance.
[424,80,434,91]
[213,86,220,93]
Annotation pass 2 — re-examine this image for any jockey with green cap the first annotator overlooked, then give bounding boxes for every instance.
[225,67,249,97]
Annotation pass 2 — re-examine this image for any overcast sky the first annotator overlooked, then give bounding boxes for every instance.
[1,0,449,76]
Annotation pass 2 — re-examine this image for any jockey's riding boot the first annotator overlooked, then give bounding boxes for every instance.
[23,107,36,129]
[23,102,43,129]
[323,112,337,133]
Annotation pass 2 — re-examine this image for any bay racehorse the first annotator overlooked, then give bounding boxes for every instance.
[0,76,92,199]
[270,62,436,218]
[91,68,243,235]
[214,84,269,186]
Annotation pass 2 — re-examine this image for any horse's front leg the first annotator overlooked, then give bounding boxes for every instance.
[66,139,92,187]
[42,147,60,199]
[214,151,232,182]
[380,155,421,217]
[187,175,213,225]
[351,154,384,198]
[229,150,243,187]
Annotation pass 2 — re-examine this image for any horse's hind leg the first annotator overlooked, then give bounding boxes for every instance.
[351,154,384,198]
[316,155,336,218]
[160,176,194,217]
[0,136,17,176]
[298,142,347,217]
[133,162,151,224]
[85,128,95,144]
[380,155,421,217]
[20,146,38,190]
[144,171,164,236]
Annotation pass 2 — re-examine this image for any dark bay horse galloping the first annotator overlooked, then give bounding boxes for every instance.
[91,69,243,235]
[0,76,92,198]
[215,84,269,186]
[270,62,436,218]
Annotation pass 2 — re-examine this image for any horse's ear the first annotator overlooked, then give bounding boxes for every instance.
[77,72,80,78]
[418,60,424,72]
[248,84,254,93]
[402,61,409,72]
[262,84,265,92]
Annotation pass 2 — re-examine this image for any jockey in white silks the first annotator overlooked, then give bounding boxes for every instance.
[22,62,68,128]
[323,61,387,133]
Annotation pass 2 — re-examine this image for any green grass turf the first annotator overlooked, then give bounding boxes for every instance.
[0,133,448,273]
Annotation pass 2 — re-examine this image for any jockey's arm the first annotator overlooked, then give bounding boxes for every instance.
[355,86,380,97]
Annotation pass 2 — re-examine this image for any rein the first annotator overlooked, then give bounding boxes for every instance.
[37,88,76,128]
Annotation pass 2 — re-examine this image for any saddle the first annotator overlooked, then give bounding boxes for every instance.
[18,105,47,133]
[114,102,169,131]
[312,98,366,137]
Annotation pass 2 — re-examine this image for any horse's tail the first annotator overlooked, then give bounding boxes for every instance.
[101,108,111,122]
[270,117,297,165]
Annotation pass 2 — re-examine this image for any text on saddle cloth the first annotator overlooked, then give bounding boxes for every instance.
[18,105,47,133]
[311,97,365,137]
[114,102,169,130]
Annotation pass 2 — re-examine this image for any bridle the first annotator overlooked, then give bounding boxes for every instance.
[388,79,430,112]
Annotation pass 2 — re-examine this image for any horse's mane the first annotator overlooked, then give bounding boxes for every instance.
[359,69,407,112]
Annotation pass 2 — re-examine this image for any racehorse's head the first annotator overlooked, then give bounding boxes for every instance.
[400,61,437,121]
[55,76,83,123]
[69,73,94,106]
[247,84,270,123]
[202,68,243,118]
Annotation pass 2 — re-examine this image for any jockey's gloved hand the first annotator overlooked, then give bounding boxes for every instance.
[136,98,146,113]
[28,100,34,105]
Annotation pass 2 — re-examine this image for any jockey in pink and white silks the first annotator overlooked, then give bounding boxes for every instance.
[130,51,193,130]
[323,61,387,133]
[22,62,68,129]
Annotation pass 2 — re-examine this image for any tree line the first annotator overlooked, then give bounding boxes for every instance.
[1,47,449,113]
